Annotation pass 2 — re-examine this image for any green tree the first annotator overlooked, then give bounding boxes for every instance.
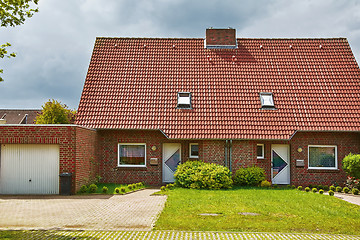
[0,0,39,82]
[36,99,76,124]
[343,153,360,179]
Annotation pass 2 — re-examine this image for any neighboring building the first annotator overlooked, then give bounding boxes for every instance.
[75,28,360,186]
[0,109,41,124]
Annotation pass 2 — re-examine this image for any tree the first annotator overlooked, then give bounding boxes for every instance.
[0,0,39,82]
[343,153,360,179]
[35,99,76,124]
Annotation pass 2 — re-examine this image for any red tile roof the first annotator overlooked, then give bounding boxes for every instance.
[0,109,41,124]
[76,37,360,139]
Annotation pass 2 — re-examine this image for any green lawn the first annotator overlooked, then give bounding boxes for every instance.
[154,187,360,235]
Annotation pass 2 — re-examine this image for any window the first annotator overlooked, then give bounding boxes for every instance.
[189,143,199,158]
[177,92,191,109]
[118,143,146,167]
[308,145,337,169]
[257,144,264,159]
[260,92,275,108]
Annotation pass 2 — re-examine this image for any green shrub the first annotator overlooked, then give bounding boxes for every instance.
[305,187,310,192]
[328,190,335,196]
[166,183,175,189]
[260,180,271,188]
[233,166,265,186]
[319,189,324,194]
[79,185,88,193]
[120,187,126,193]
[308,184,313,189]
[297,186,303,191]
[291,185,296,189]
[312,188,318,193]
[128,184,133,190]
[343,187,350,194]
[102,186,108,194]
[329,185,336,191]
[175,161,233,189]
[317,185,323,190]
[336,186,342,193]
[323,185,329,191]
[343,153,360,179]
[352,188,359,195]
[88,184,98,193]
[272,184,278,188]
[115,188,120,194]
[160,186,166,191]
[136,182,143,188]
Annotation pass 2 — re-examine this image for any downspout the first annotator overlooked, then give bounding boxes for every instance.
[229,140,232,172]
[225,140,228,167]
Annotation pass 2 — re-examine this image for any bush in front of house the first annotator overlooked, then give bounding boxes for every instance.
[312,188,318,193]
[328,190,335,196]
[352,188,359,195]
[88,184,98,193]
[297,186,303,191]
[174,161,233,189]
[102,186,108,194]
[343,187,350,194]
[319,189,324,194]
[345,176,360,190]
[329,185,336,191]
[233,166,266,186]
[115,188,120,194]
[336,186,342,193]
[160,186,166,191]
[323,185,329,191]
[166,183,175,189]
[260,180,271,188]
[120,187,126,193]
[342,153,360,179]
[305,187,310,192]
[79,185,88,193]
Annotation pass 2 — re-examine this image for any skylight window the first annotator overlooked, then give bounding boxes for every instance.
[260,92,275,109]
[177,92,192,109]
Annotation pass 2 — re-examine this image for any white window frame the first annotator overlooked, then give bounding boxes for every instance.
[260,92,275,108]
[189,143,199,158]
[308,145,337,170]
[257,144,264,159]
[177,92,192,109]
[118,143,146,167]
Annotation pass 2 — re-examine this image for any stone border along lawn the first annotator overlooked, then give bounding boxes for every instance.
[1,230,360,239]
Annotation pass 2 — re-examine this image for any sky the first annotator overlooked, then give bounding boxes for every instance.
[1,0,360,110]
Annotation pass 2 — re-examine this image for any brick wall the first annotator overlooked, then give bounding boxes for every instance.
[0,125,97,193]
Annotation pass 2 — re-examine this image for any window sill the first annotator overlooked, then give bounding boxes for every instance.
[117,165,147,168]
[307,168,339,173]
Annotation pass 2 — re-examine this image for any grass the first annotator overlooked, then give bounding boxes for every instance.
[78,182,145,194]
[154,187,360,235]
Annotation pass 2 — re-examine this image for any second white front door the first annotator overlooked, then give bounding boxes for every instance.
[271,144,290,185]
[163,143,181,183]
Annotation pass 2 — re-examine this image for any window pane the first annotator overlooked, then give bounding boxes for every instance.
[190,144,199,157]
[119,145,145,165]
[257,145,263,157]
[309,146,336,168]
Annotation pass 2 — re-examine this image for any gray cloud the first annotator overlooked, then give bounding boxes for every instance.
[0,0,359,109]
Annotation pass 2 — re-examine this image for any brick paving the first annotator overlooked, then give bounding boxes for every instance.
[1,230,360,239]
[0,189,166,231]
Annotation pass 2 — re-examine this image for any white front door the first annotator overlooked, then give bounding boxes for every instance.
[271,144,290,185]
[163,143,181,183]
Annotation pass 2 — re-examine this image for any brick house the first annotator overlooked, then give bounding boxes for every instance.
[75,28,360,187]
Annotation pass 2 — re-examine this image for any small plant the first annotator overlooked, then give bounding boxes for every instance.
[308,184,313,189]
[343,187,350,194]
[120,187,126,193]
[233,166,265,186]
[345,176,360,189]
[291,185,296,189]
[352,188,359,195]
[336,186,342,193]
[305,187,310,192]
[136,182,142,188]
[102,186,108,194]
[88,184,98,193]
[260,180,271,188]
[297,186,303,191]
[160,186,166,191]
[312,188,318,193]
[328,190,335,196]
[319,189,324,194]
[272,184,278,188]
[166,183,175,189]
[329,185,336,191]
[317,185,323,190]
[79,185,88,193]
[128,184,133,190]
[115,188,120,194]
[323,185,329,191]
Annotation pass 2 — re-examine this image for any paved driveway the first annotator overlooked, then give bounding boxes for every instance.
[0,189,166,231]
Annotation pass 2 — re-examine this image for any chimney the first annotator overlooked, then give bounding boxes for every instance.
[205,28,237,49]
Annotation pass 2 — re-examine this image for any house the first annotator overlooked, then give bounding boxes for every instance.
[75,28,360,187]
[0,109,41,124]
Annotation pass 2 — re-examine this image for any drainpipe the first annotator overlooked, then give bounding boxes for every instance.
[225,140,228,167]
[229,140,233,172]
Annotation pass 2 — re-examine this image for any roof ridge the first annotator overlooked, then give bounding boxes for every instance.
[95,37,348,40]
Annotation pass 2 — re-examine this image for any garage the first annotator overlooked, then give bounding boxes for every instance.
[0,144,59,194]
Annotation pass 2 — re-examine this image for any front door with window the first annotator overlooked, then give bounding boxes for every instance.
[271,144,290,185]
[163,143,181,183]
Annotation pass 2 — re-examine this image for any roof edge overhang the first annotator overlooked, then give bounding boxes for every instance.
[0,124,96,131]
[289,129,360,140]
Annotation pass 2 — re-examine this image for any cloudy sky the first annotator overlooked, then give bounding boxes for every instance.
[1,0,360,110]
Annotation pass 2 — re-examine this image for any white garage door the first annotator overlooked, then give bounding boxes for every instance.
[0,144,59,194]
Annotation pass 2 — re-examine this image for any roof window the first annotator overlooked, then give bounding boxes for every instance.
[260,92,275,109]
[177,92,191,109]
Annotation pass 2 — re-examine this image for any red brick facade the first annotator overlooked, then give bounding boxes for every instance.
[0,125,97,193]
